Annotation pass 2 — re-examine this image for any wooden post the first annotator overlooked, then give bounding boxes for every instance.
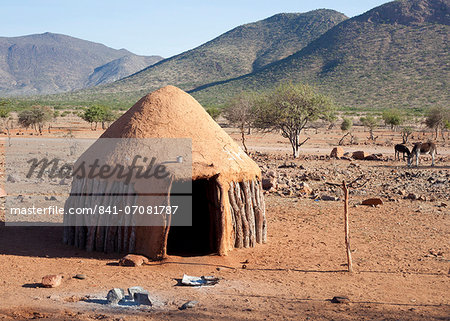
[342,180,353,273]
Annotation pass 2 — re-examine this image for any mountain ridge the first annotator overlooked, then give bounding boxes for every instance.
[75,9,348,96]
[0,32,163,96]
[190,0,450,110]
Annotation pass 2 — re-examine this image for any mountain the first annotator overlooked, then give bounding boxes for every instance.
[74,9,348,98]
[86,55,163,87]
[191,0,450,110]
[0,32,163,96]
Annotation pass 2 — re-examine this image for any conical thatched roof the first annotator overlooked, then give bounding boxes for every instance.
[100,85,261,184]
[64,86,266,259]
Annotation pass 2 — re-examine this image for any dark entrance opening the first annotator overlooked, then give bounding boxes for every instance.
[167,179,216,256]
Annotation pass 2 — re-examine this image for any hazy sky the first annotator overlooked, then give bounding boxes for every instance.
[2,0,389,57]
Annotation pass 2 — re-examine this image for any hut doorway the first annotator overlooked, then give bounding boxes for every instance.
[166,179,217,256]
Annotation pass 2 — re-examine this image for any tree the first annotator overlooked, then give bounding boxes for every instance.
[0,100,12,145]
[401,126,413,144]
[254,82,335,158]
[205,106,222,120]
[339,117,353,145]
[425,106,450,140]
[100,107,117,129]
[0,100,10,131]
[382,109,403,130]
[18,106,52,134]
[360,115,379,141]
[81,105,116,130]
[223,92,256,154]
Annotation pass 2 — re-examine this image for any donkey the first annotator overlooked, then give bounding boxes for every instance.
[408,142,437,167]
[394,144,410,161]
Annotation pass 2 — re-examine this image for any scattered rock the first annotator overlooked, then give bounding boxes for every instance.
[262,177,277,191]
[405,193,418,200]
[106,288,125,305]
[361,198,383,206]
[59,178,69,185]
[7,174,18,183]
[134,291,152,306]
[119,254,149,267]
[352,151,367,160]
[41,274,63,288]
[278,162,296,169]
[179,300,198,310]
[73,274,86,280]
[331,296,350,304]
[320,195,339,201]
[297,182,312,195]
[128,286,145,298]
[44,196,58,201]
[364,154,382,161]
[330,147,344,158]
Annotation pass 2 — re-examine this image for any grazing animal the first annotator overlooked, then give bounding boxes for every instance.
[408,142,437,167]
[394,144,410,161]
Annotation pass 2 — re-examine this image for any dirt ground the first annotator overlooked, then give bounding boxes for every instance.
[0,120,449,320]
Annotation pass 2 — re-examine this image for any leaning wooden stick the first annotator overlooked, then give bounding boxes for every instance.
[342,180,353,273]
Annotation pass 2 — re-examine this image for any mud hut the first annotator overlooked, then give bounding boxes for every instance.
[63,85,267,260]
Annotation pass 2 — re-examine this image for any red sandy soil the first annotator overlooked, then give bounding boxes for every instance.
[0,124,449,320]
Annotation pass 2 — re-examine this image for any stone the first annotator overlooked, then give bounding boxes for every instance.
[119,254,149,267]
[267,170,277,178]
[74,274,86,280]
[128,286,145,299]
[297,182,312,195]
[331,296,350,304]
[361,198,384,206]
[405,193,418,200]
[106,288,125,305]
[352,151,367,160]
[7,174,18,183]
[321,195,339,201]
[134,291,152,306]
[262,177,277,191]
[41,274,63,288]
[0,187,6,198]
[59,179,69,185]
[278,162,296,169]
[330,147,344,158]
[179,300,199,310]
[364,154,382,161]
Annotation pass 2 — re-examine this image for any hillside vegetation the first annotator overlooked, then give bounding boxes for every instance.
[191,0,449,111]
[16,10,347,109]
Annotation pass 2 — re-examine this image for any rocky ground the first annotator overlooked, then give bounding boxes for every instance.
[255,152,450,204]
[0,127,449,320]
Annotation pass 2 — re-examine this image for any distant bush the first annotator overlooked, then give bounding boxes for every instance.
[205,106,222,120]
[425,106,450,140]
[223,92,257,154]
[253,82,335,158]
[18,106,53,133]
[81,105,117,130]
[360,115,379,141]
[340,117,353,132]
[382,109,404,130]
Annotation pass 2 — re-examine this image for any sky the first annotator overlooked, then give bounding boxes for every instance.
[2,0,390,58]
